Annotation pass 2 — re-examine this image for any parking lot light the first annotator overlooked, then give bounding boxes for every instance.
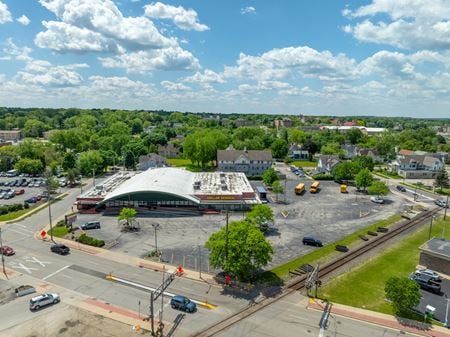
[152,223,160,258]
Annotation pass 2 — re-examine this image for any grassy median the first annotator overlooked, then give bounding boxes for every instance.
[319,217,450,315]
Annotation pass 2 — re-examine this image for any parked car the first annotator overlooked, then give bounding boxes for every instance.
[370,196,384,204]
[29,293,60,311]
[4,191,14,199]
[50,244,70,255]
[81,221,101,230]
[15,189,25,195]
[0,246,15,256]
[410,274,441,294]
[25,197,38,203]
[302,236,323,247]
[396,185,406,192]
[434,199,449,208]
[414,268,442,282]
[170,295,196,313]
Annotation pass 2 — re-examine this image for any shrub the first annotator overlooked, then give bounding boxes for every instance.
[312,173,334,180]
[23,202,29,209]
[0,206,7,215]
[78,233,105,247]
[56,220,65,227]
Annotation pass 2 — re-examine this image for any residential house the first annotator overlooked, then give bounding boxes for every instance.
[316,155,340,174]
[158,143,180,158]
[138,154,167,170]
[357,148,383,163]
[0,129,22,142]
[217,146,272,176]
[341,144,358,159]
[389,154,444,179]
[287,144,309,160]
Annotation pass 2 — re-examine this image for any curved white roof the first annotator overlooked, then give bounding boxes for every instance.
[102,167,199,204]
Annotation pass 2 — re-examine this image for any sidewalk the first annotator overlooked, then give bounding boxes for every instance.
[307,299,450,337]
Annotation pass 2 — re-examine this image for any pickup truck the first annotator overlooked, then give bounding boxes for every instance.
[410,274,441,294]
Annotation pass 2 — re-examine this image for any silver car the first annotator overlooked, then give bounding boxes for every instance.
[29,293,60,311]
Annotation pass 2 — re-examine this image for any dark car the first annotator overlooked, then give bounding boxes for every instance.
[50,244,70,255]
[81,221,101,230]
[410,274,441,294]
[170,295,196,313]
[0,246,15,256]
[396,185,406,192]
[302,236,323,247]
[25,197,38,203]
[434,199,449,208]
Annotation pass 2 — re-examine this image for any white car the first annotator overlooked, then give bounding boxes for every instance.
[370,196,384,204]
[29,293,60,311]
[415,268,442,282]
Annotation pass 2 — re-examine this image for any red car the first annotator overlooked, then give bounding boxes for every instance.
[0,246,15,256]
[15,189,25,195]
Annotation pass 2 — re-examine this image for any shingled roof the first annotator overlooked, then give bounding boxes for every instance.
[217,149,272,161]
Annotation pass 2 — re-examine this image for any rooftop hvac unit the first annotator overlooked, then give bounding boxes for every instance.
[221,183,228,190]
[220,172,226,177]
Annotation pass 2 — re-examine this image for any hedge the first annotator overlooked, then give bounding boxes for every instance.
[0,203,24,215]
[312,173,334,180]
[78,233,105,247]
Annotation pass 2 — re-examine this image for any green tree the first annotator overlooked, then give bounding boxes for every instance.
[262,168,278,186]
[355,168,374,192]
[118,207,137,227]
[320,142,345,157]
[352,155,375,171]
[434,167,449,191]
[44,167,59,194]
[346,128,364,144]
[66,168,79,186]
[14,158,44,174]
[385,277,420,315]
[272,180,284,202]
[367,181,390,196]
[205,220,273,281]
[271,139,289,159]
[288,129,306,145]
[246,204,274,232]
[78,150,104,176]
[332,162,356,182]
[62,152,77,171]
[23,119,47,138]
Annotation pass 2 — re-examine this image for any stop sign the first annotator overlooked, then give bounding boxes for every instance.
[40,230,47,237]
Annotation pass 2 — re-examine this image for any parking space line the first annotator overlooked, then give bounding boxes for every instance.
[4,228,32,236]
[42,265,71,281]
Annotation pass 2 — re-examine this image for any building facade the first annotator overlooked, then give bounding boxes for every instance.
[217,147,272,176]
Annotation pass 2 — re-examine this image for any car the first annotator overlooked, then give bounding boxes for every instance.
[302,236,323,247]
[25,197,38,203]
[370,196,384,204]
[81,221,101,230]
[410,274,441,294]
[170,295,196,312]
[50,244,70,255]
[15,189,25,195]
[414,268,442,282]
[396,185,406,192]
[434,199,449,208]
[0,246,15,256]
[29,293,60,311]
[4,191,14,199]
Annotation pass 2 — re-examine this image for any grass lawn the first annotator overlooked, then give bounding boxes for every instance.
[48,226,69,238]
[0,206,37,221]
[270,214,403,280]
[319,218,450,315]
[373,170,402,179]
[291,160,317,168]
[166,158,192,167]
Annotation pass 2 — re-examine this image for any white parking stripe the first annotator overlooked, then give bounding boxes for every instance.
[4,228,32,236]
[9,223,34,233]
[42,265,71,281]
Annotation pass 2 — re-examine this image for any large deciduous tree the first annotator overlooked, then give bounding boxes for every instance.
[246,205,274,231]
[78,150,104,176]
[355,168,374,191]
[14,158,44,175]
[385,277,420,316]
[205,220,273,281]
[434,167,449,191]
[332,161,356,182]
[271,139,289,159]
[262,168,278,186]
[367,181,390,196]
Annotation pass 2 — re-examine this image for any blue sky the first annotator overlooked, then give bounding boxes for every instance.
[1,0,450,117]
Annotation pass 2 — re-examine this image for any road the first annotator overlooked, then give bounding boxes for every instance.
[0,177,442,337]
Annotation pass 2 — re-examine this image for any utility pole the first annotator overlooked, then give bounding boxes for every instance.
[225,209,229,272]
[152,223,160,258]
[429,216,434,240]
[92,168,95,187]
[47,174,55,244]
[0,228,8,279]
[198,245,202,279]
[444,195,449,221]
[149,269,175,336]
[444,296,450,328]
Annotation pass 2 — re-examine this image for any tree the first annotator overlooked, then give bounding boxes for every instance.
[288,129,306,145]
[434,167,449,191]
[62,152,77,171]
[272,180,284,202]
[346,128,364,144]
[385,277,420,315]
[303,139,319,161]
[118,207,137,228]
[78,150,104,176]
[352,155,375,171]
[367,181,390,196]
[14,158,44,174]
[66,168,79,186]
[332,162,356,182]
[205,220,273,281]
[355,168,374,192]
[271,139,289,159]
[262,168,278,186]
[246,205,274,232]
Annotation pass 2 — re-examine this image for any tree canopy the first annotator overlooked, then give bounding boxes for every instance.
[385,277,420,315]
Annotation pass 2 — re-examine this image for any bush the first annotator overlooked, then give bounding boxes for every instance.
[56,220,65,227]
[78,233,105,247]
[0,206,7,215]
[7,204,23,212]
[312,173,334,180]
[23,202,29,209]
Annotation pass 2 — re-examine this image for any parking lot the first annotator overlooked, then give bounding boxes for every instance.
[71,164,410,272]
[0,175,49,206]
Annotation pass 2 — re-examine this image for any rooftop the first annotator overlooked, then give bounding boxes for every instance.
[420,238,450,259]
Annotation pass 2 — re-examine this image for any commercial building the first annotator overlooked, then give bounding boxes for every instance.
[419,238,450,276]
[76,168,260,213]
[0,129,22,142]
[217,146,272,176]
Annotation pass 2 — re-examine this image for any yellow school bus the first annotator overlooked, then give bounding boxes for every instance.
[310,181,320,193]
[295,183,305,195]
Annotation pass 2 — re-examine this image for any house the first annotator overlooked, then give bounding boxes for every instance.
[0,129,22,142]
[138,153,167,170]
[357,148,383,163]
[341,144,358,159]
[321,126,385,135]
[287,144,309,160]
[217,146,272,176]
[389,154,444,179]
[158,143,180,158]
[316,155,340,174]
[235,118,254,127]
[274,118,293,128]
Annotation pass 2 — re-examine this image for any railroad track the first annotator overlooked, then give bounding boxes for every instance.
[193,208,441,337]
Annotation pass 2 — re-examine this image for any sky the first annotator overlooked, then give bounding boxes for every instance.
[1,0,450,117]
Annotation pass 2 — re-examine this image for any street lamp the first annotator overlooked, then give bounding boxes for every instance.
[92,168,95,187]
[46,172,55,244]
[444,295,450,328]
[428,215,436,240]
[152,223,160,258]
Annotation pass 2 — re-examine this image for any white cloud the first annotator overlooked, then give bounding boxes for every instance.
[144,2,209,31]
[99,47,200,73]
[161,80,192,91]
[0,1,12,24]
[36,0,200,72]
[241,6,256,15]
[17,15,30,26]
[343,0,450,50]
[1,38,32,61]
[183,69,225,85]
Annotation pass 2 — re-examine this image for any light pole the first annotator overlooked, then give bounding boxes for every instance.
[0,228,8,279]
[92,168,95,187]
[444,194,449,221]
[444,296,450,328]
[152,223,160,258]
[428,216,435,240]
